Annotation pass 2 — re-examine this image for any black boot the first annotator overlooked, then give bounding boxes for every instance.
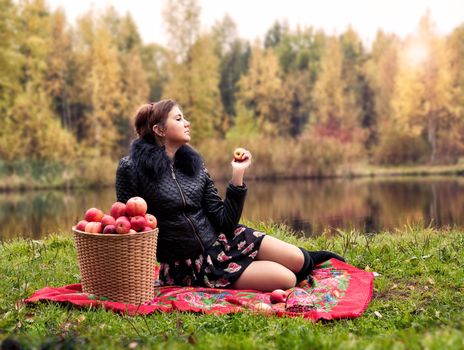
[295,247,314,283]
[308,250,345,265]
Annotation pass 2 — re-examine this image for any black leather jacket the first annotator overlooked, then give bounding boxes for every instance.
[115,138,247,263]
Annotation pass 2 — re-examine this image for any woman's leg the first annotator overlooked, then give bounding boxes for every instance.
[256,235,305,272]
[255,235,346,283]
[230,260,296,292]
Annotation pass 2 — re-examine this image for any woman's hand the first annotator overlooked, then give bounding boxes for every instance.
[231,149,252,171]
[230,149,252,187]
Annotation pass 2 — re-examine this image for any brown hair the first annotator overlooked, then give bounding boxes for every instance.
[134,99,178,145]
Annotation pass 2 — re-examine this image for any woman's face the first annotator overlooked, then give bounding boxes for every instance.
[161,105,191,146]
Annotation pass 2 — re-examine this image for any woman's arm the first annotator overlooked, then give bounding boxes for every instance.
[202,169,247,236]
[202,149,252,236]
[115,157,138,203]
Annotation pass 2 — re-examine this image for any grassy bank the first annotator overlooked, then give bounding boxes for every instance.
[0,158,117,192]
[0,224,463,349]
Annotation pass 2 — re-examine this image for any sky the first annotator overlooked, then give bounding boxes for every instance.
[46,0,464,47]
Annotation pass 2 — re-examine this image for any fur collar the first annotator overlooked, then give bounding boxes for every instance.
[129,138,204,178]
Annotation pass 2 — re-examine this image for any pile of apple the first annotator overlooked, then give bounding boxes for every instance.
[74,196,157,234]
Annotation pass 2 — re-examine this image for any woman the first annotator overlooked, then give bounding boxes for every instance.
[115,99,345,292]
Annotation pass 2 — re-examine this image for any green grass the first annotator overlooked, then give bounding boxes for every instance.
[0,223,463,349]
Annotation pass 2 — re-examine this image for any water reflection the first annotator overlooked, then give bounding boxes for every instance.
[1,177,463,241]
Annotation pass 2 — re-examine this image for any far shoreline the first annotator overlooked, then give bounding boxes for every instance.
[0,163,463,193]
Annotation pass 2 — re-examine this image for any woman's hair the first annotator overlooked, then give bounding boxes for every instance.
[134,99,178,145]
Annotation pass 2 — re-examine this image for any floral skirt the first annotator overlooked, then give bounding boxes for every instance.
[158,225,266,288]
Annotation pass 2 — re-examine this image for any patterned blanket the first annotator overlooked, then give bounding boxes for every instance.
[25,259,374,321]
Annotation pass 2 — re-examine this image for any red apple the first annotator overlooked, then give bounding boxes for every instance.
[125,197,147,217]
[233,147,247,162]
[145,214,157,229]
[110,202,126,219]
[103,225,116,234]
[142,226,153,232]
[270,289,288,304]
[84,222,102,234]
[129,229,137,234]
[115,216,131,234]
[84,208,104,222]
[75,220,88,231]
[101,215,116,228]
[130,215,148,232]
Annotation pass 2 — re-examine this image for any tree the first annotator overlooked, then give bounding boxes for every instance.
[339,27,366,136]
[83,21,124,157]
[45,8,73,130]
[140,43,169,101]
[365,31,400,149]
[390,13,454,163]
[236,43,289,137]
[2,0,76,161]
[212,15,251,120]
[163,0,223,141]
[163,0,201,61]
[0,0,20,112]
[445,24,464,161]
[311,37,346,130]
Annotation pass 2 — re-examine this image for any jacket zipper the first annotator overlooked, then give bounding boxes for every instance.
[170,164,205,252]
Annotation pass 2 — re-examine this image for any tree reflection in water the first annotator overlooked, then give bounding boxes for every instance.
[1,177,464,240]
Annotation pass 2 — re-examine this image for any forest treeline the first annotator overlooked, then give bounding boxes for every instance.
[1,0,464,185]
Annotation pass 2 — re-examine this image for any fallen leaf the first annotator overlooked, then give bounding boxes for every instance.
[374,311,383,318]
[364,265,371,271]
[128,341,138,349]
[391,284,398,290]
[77,315,86,323]
[427,277,435,285]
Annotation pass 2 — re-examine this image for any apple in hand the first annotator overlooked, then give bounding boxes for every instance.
[101,215,116,228]
[130,215,148,232]
[84,222,102,233]
[145,214,157,229]
[75,220,88,232]
[115,216,131,234]
[125,197,148,217]
[270,289,288,304]
[110,202,126,219]
[85,208,104,222]
[233,147,247,162]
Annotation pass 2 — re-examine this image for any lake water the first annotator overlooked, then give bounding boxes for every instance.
[1,176,464,241]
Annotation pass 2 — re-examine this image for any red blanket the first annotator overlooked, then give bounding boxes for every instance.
[25,259,373,321]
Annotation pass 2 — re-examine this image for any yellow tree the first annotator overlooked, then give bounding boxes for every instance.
[163,0,223,141]
[105,11,149,151]
[366,31,400,157]
[445,25,464,161]
[45,8,73,130]
[236,43,289,136]
[164,35,223,140]
[84,21,124,157]
[391,13,453,163]
[311,36,346,130]
[3,0,75,161]
[0,0,21,159]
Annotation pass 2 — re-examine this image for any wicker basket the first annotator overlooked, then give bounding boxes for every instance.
[72,227,158,304]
